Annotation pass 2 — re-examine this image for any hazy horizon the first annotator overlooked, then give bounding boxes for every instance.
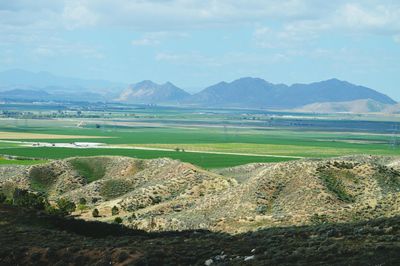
[1,1,400,100]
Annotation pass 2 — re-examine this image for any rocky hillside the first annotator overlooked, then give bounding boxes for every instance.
[117,80,190,104]
[1,156,400,234]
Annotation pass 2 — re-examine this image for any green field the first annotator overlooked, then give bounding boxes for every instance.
[0,147,293,169]
[0,158,48,165]
[0,104,399,168]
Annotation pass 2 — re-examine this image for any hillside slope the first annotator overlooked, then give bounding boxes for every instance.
[2,156,400,234]
[294,99,400,114]
[2,204,400,265]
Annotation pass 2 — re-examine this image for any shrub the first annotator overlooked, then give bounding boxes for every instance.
[56,198,76,216]
[310,213,329,225]
[111,206,119,216]
[45,205,63,216]
[256,205,268,215]
[114,217,123,224]
[92,208,100,217]
[12,188,46,210]
[79,198,87,205]
[77,204,88,213]
[100,179,131,200]
[150,195,162,204]
[0,193,6,204]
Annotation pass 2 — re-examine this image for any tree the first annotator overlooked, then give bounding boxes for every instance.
[56,198,76,216]
[111,206,119,216]
[92,208,100,217]
[114,217,123,224]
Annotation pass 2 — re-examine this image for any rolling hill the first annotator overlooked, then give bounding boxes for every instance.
[2,155,400,234]
[294,99,400,114]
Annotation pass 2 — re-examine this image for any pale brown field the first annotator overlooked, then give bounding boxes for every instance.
[0,131,106,140]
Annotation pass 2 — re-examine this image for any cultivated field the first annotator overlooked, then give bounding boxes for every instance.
[0,103,399,168]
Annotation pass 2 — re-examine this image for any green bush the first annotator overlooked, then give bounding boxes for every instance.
[45,205,64,216]
[12,188,47,210]
[79,198,87,205]
[56,198,76,216]
[0,193,6,203]
[77,204,88,213]
[114,217,123,224]
[111,206,119,216]
[92,208,100,217]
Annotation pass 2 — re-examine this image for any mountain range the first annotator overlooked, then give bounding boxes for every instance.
[0,69,397,112]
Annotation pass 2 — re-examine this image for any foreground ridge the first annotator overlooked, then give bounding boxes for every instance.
[1,155,400,234]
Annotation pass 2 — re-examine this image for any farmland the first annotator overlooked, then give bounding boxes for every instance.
[0,103,399,168]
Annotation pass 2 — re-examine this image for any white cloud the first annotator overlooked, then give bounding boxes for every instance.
[1,0,400,36]
[62,2,98,30]
[155,50,289,67]
[30,37,104,60]
[155,52,220,66]
[132,31,188,46]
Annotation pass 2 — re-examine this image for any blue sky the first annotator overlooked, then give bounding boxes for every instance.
[0,0,399,100]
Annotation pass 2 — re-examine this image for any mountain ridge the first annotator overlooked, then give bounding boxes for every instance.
[0,69,396,110]
[189,77,396,108]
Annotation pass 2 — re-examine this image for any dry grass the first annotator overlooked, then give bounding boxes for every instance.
[0,131,106,140]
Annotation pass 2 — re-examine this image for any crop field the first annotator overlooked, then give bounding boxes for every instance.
[0,157,48,165]
[0,103,399,168]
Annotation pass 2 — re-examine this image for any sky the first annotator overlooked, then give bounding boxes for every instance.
[0,0,399,99]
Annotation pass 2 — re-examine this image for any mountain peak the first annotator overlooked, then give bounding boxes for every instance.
[118,80,190,104]
[135,80,158,87]
[233,77,269,84]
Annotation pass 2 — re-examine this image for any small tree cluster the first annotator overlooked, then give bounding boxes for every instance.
[12,188,46,210]
[56,198,76,216]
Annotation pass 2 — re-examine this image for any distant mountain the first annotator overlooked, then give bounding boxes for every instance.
[0,69,397,109]
[0,69,125,102]
[117,80,190,104]
[189,77,396,108]
[0,89,106,102]
[0,89,51,101]
[0,69,124,92]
